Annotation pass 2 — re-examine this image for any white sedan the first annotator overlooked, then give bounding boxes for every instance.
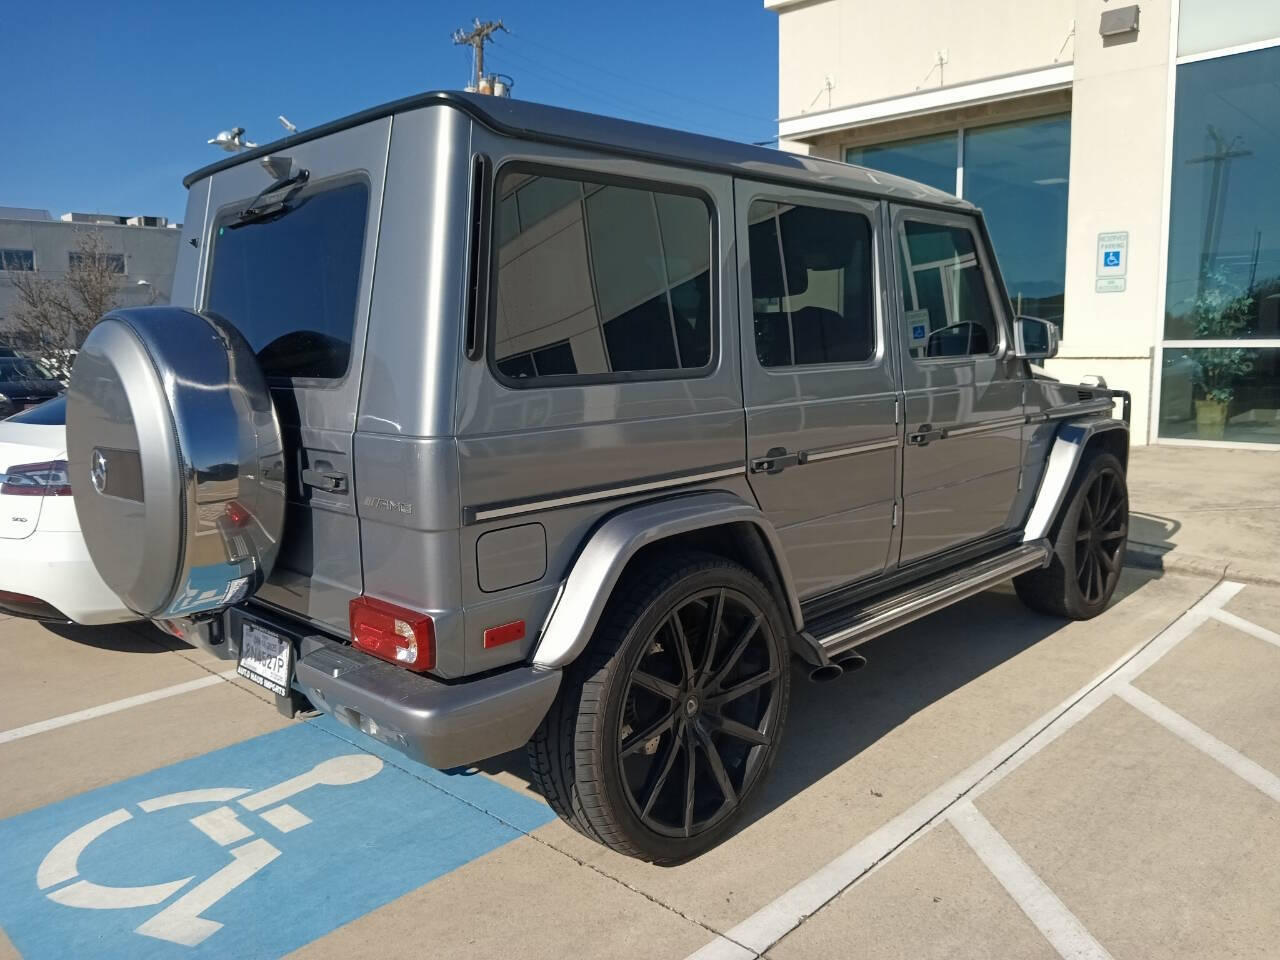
[0,396,135,624]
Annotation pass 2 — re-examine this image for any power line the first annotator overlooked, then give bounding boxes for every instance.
[501,28,775,126]
[488,38,770,142]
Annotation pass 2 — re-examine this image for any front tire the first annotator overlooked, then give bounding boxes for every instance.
[528,552,791,863]
[1015,451,1128,619]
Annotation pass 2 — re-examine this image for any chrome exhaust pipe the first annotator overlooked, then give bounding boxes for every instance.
[834,651,867,673]
[808,663,844,683]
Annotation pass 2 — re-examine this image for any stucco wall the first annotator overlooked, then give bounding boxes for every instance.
[1050,0,1174,444]
[777,0,1076,121]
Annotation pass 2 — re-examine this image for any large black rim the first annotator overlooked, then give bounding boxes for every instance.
[615,587,781,839]
[1076,466,1127,604]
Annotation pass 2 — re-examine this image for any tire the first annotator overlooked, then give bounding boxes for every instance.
[1015,451,1128,620]
[66,307,285,619]
[528,551,791,863]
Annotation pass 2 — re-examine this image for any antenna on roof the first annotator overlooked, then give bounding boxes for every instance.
[207,127,257,153]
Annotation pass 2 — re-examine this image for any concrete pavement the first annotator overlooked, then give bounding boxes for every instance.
[1125,444,1280,585]
[1,443,1278,958]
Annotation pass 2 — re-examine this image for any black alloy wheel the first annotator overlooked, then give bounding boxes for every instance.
[615,586,782,839]
[1014,450,1129,620]
[527,552,791,862]
[1074,464,1127,604]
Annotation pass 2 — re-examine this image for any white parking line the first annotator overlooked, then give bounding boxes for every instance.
[1211,609,1280,650]
[949,801,1113,960]
[1116,684,1280,803]
[685,580,1245,960]
[0,670,240,746]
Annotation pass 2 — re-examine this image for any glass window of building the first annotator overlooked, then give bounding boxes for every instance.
[1178,0,1280,56]
[847,133,957,194]
[963,115,1071,329]
[0,249,35,271]
[492,171,713,383]
[68,251,125,274]
[848,114,1071,332]
[1160,44,1280,444]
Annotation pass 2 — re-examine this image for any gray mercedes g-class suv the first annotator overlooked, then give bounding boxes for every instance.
[65,91,1130,863]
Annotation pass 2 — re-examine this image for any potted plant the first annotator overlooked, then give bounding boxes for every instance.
[1190,274,1255,440]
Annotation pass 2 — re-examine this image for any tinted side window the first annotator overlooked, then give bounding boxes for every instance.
[206,181,369,380]
[748,201,875,368]
[492,171,712,383]
[897,219,1000,359]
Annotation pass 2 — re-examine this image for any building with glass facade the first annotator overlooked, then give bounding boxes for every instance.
[770,0,1280,447]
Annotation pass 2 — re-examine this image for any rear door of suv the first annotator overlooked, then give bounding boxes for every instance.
[737,183,901,599]
[889,205,1024,564]
[194,119,390,635]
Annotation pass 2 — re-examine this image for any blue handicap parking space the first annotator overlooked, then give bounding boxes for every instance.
[0,716,553,959]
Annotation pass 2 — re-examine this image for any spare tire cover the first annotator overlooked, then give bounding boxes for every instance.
[66,307,286,619]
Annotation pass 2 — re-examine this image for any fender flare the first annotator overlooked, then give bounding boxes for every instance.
[531,491,802,669]
[1022,417,1129,542]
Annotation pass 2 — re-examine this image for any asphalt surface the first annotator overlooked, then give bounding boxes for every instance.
[2,566,1278,959]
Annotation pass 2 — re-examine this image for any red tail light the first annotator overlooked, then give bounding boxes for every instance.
[1,460,72,496]
[349,596,436,672]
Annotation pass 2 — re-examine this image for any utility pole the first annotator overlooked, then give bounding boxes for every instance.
[453,19,507,91]
[1187,124,1251,294]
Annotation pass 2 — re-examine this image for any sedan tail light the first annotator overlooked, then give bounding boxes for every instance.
[1,460,72,496]
[349,596,436,672]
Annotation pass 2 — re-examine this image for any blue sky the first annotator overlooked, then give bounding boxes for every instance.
[2,1,779,223]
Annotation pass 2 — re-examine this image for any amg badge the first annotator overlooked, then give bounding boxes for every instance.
[362,495,414,515]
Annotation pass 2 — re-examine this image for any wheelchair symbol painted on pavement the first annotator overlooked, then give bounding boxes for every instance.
[35,754,382,947]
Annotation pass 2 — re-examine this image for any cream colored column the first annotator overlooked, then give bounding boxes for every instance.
[1050,0,1176,443]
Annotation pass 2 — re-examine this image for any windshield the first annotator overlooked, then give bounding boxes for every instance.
[205,180,370,380]
[0,358,55,380]
[7,394,66,424]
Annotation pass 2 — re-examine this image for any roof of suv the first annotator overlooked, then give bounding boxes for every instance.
[184,91,972,213]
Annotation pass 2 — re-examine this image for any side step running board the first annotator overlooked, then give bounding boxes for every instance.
[806,542,1051,657]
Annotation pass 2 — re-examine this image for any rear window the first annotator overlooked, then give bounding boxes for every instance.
[0,358,55,380]
[206,181,369,380]
[7,395,65,424]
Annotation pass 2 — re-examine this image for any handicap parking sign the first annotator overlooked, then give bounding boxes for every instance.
[0,717,553,958]
[1103,249,1120,268]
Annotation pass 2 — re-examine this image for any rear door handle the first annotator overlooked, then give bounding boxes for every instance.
[750,447,801,474]
[907,425,945,446]
[301,468,348,493]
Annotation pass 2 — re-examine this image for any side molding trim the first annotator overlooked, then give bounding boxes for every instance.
[532,491,802,668]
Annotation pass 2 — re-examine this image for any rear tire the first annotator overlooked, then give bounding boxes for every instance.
[528,551,791,863]
[1015,451,1128,619]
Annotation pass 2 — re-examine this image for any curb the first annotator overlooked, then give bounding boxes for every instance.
[1125,546,1280,587]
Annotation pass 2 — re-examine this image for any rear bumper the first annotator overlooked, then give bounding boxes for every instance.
[294,635,561,770]
[0,529,135,625]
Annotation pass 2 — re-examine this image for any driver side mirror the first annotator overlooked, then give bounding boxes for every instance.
[1013,316,1059,360]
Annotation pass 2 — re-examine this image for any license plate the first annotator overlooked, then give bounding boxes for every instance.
[236,621,293,697]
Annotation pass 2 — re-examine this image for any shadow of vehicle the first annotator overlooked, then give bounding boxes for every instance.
[40,619,171,654]
[1127,512,1184,571]
[475,570,1160,851]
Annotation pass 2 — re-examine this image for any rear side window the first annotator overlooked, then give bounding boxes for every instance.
[747,200,876,368]
[206,181,369,380]
[492,170,713,384]
[896,219,1000,360]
